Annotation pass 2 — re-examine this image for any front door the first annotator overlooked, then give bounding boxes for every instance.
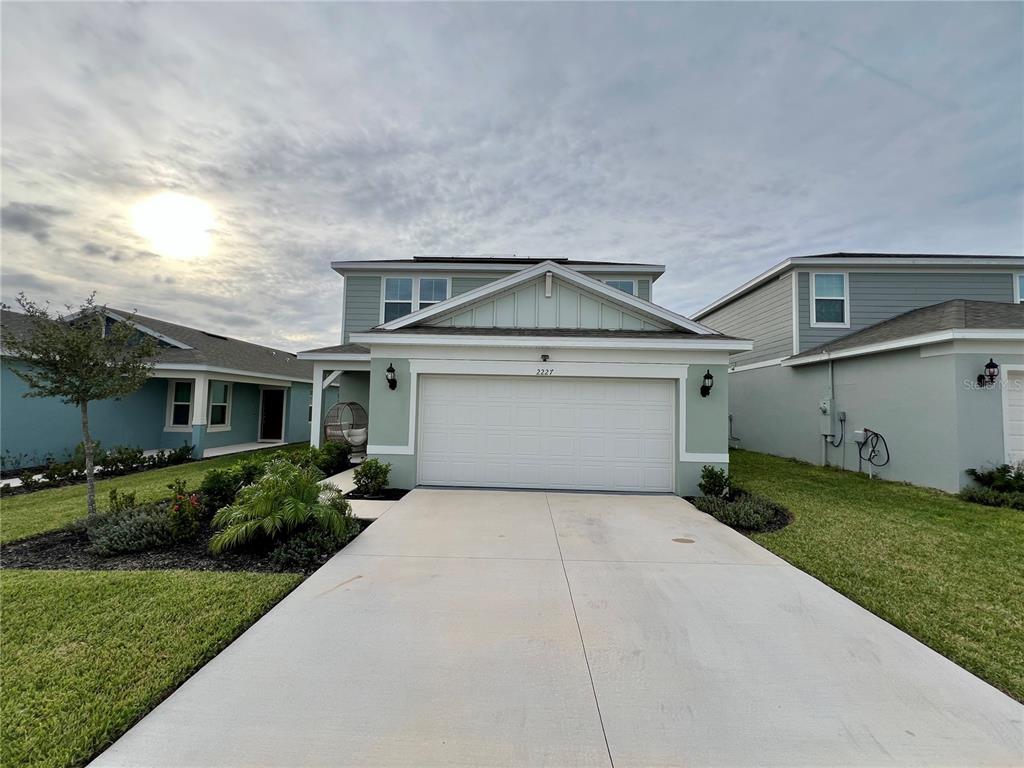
[259,388,286,441]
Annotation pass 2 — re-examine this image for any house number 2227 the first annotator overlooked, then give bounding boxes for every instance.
[536,368,555,376]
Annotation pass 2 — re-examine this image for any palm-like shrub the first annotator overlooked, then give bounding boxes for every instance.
[209,459,351,553]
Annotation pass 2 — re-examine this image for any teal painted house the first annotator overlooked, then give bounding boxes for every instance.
[1,309,336,469]
[299,256,751,496]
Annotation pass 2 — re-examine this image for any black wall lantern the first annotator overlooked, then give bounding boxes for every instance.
[385,363,398,391]
[700,369,714,398]
[977,358,999,388]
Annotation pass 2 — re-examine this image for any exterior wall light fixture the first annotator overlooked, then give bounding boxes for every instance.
[385,363,398,391]
[977,358,999,388]
[700,369,714,398]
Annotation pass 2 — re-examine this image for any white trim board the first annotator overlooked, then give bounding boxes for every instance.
[350,331,752,352]
[332,259,666,278]
[375,260,718,335]
[783,329,1024,367]
[729,358,787,373]
[151,364,307,386]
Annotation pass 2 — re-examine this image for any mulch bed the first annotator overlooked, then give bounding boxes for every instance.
[1,520,371,574]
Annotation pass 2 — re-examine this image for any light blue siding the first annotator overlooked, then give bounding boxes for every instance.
[202,382,260,449]
[638,279,651,302]
[452,275,506,295]
[798,271,1016,352]
[1,362,175,468]
[343,275,383,341]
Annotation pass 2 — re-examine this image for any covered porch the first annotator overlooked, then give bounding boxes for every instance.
[296,345,371,449]
[150,367,314,459]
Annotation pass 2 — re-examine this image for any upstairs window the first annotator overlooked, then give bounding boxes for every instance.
[208,382,232,430]
[1015,273,1023,303]
[605,279,636,295]
[419,278,448,309]
[811,273,849,327]
[383,277,414,322]
[166,380,193,430]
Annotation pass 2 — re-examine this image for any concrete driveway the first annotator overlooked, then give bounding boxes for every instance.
[92,489,1022,767]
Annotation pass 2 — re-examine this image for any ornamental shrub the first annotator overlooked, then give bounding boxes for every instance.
[965,462,1024,493]
[958,485,1024,511]
[86,504,179,556]
[353,458,390,497]
[209,459,350,554]
[692,490,791,532]
[199,454,271,513]
[698,465,730,498]
[269,508,360,573]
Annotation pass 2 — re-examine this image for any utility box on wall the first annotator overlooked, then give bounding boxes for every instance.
[818,398,835,436]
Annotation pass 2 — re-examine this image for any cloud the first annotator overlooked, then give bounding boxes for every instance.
[1,202,70,243]
[0,2,1020,349]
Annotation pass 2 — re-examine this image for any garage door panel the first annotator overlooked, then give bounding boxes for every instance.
[1008,373,1024,464]
[418,375,675,492]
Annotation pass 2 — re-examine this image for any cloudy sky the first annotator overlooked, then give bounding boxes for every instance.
[2,2,1021,350]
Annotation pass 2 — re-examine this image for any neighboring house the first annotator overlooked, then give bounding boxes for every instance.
[0,308,334,469]
[693,253,1024,492]
[299,256,750,495]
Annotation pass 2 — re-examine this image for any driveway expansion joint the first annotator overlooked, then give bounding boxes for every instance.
[545,492,616,768]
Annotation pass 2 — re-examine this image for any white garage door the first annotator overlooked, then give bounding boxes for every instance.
[417,375,675,492]
[1007,372,1024,464]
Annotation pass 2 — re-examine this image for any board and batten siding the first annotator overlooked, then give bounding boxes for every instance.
[797,271,1016,352]
[701,273,793,366]
[428,276,666,331]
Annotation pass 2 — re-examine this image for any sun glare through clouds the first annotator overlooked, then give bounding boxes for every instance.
[131,192,215,260]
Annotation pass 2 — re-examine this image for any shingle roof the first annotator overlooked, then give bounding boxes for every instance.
[297,343,370,355]
[789,300,1024,361]
[1,308,316,381]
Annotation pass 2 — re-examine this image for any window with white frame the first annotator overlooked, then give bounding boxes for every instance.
[605,279,636,295]
[208,382,232,431]
[166,380,193,430]
[419,277,448,309]
[1015,273,1023,303]
[383,277,414,322]
[811,273,849,327]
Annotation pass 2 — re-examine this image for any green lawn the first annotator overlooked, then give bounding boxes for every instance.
[731,449,1024,702]
[1,444,303,544]
[1,569,302,768]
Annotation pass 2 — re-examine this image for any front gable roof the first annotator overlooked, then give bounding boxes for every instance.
[377,260,719,335]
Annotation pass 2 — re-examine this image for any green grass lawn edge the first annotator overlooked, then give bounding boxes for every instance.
[2,569,303,768]
[731,449,1024,702]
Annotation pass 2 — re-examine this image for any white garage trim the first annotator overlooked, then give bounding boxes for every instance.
[1002,365,1024,464]
[367,359,691,460]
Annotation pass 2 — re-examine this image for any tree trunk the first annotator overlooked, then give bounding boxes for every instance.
[80,401,97,516]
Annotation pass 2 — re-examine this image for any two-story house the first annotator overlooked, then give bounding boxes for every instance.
[694,253,1024,492]
[298,255,751,495]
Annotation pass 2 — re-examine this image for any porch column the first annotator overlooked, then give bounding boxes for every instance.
[310,363,324,448]
[191,374,209,458]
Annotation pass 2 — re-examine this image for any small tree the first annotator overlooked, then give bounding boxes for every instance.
[1,293,156,515]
